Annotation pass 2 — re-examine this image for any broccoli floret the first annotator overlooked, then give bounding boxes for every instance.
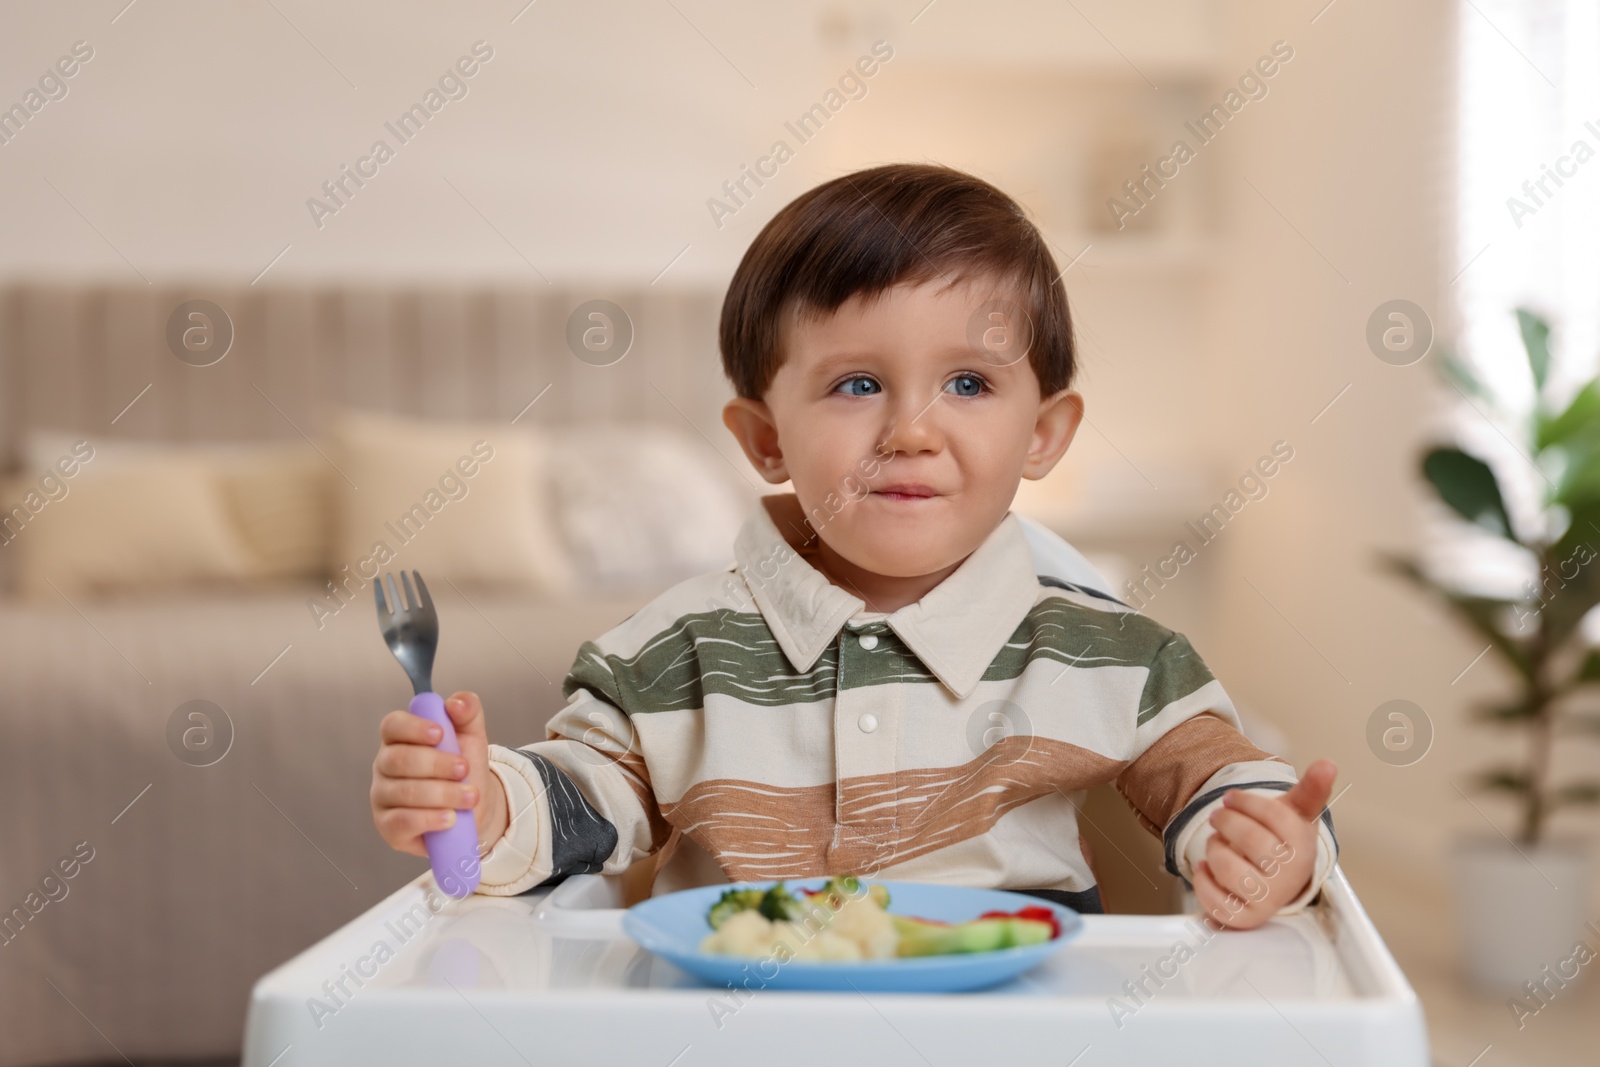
[825,874,863,899]
[757,882,806,922]
[814,873,889,909]
[707,887,766,929]
[718,875,890,931]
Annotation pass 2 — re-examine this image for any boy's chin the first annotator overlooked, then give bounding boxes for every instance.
[824,526,978,582]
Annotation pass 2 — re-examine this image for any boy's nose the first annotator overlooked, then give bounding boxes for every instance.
[878,392,944,454]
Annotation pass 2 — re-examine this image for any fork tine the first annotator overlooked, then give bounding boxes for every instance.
[375,572,389,615]
[385,572,401,616]
[401,571,417,614]
[413,571,434,614]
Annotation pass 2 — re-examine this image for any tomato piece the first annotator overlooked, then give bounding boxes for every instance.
[975,905,1061,938]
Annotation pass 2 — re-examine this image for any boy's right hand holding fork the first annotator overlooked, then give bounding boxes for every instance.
[370,690,509,864]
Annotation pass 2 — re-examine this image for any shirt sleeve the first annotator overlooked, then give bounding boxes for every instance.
[1112,631,1339,916]
[475,641,674,897]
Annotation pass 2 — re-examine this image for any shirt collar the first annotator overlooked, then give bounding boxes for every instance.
[733,493,1039,699]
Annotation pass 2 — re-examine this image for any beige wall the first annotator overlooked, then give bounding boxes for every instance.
[0,1,1219,286]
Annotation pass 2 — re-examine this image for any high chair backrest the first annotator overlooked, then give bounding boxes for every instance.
[1014,513,1123,604]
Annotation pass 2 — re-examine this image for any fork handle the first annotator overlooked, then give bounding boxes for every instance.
[409,691,482,898]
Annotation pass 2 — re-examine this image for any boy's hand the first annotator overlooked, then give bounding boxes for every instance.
[371,690,509,861]
[1193,758,1337,930]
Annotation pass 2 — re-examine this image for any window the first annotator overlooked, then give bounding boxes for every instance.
[1444,0,1599,592]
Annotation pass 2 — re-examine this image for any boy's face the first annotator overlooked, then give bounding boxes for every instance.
[724,276,1083,581]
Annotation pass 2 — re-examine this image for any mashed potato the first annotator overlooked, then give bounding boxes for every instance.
[699,891,898,961]
[826,893,898,959]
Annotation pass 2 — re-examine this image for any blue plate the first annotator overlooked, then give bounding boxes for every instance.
[622,878,1083,992]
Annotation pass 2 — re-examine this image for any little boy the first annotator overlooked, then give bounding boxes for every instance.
[371,163,1339,928]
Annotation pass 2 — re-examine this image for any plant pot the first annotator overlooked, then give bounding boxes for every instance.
[1449,836,1595,993]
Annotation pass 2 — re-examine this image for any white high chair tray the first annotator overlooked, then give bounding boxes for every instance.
[242,866,1428,1066]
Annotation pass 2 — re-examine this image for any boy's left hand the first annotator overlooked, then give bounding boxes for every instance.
[1193,758,1338,930]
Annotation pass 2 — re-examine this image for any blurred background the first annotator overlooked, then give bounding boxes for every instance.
[1,1,1596,1064]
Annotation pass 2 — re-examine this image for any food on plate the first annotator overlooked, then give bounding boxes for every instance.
[701,876,898,960]
[705,875,888,929]
[892,905,1060,957]
[698,874,1058,961]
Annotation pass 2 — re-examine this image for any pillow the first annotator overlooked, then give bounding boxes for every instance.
[22,432,336,587]
[217,442,333,581]
[546,422,755,590]
[0,472,50,596]
[6,446,260,602]
[328,408,573,595]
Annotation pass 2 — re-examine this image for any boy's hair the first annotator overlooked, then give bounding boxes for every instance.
[719,162,1076,400]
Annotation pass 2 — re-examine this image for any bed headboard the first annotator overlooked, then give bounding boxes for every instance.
[0,284,732,472]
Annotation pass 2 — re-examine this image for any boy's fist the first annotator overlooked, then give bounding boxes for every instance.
[1193,758,1337,930]
[370,690,509,861]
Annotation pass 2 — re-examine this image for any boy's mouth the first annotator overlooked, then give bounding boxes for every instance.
[871,483,939,502]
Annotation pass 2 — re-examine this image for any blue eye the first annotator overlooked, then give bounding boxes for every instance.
[837,376,881,397]
[945,374,986,397]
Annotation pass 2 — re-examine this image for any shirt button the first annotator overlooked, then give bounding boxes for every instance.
[858,634,879,650]
[858,713,879,733]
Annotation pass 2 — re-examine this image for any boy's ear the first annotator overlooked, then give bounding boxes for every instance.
[723,397,791,484]
[1022,389,1084,480]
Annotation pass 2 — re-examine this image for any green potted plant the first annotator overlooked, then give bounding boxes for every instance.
[1382,307,1600,992]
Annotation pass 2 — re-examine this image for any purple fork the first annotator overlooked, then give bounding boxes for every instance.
[375,569,481,898]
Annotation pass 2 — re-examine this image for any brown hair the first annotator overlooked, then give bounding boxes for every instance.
[718,163,1076,399]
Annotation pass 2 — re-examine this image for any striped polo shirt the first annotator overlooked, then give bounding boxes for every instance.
[476,494,1338,914]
